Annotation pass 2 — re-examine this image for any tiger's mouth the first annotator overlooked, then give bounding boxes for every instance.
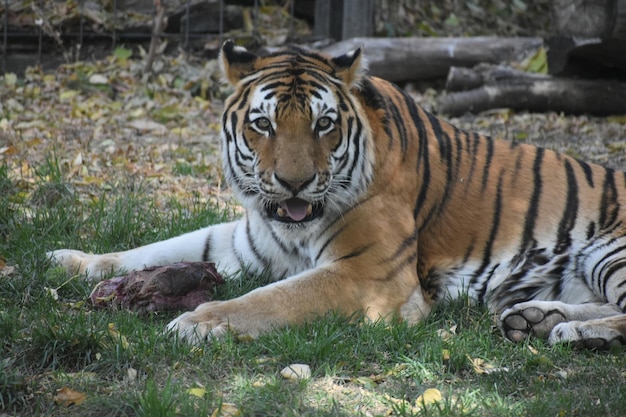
[267,198,324,223]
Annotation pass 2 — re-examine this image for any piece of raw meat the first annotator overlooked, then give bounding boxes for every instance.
[89,262,224,313]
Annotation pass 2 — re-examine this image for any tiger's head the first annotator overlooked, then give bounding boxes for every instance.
[219,41,374,226]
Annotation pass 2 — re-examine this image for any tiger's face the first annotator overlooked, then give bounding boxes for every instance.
[220,42,374,226]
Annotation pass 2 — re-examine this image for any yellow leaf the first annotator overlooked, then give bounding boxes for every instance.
[520,47,548,74]
[108,323,130,350]
[188,387,206,398]
[415,388,443,408]
[54,387,87,407]
[211,403,241,417]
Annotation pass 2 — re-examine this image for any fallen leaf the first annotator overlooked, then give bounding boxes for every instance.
[54,387,87,407]
[126,119,167,134]
[0,264,16,278]
[107,323,130,350]
[280,364,311,380]
[44,287,59,300]
[211,403,241,417]
[89,74,108,84]
[467,355,510,374]
[125,367,138,383]
[415,388,443,408]
[436,324,457,341]
[188,387,206,398]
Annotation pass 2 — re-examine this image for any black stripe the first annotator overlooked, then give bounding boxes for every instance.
[413,109,431,222]
[382,251,418,282]
[576,159,594,187]
[477,263,500,302]
[466,132,481,187]
[267,225,291,255]
[590,242,626,287]
[426,112,451,165]
[388,99,409,155]
[470,173,504,286]
[616,291,626,310]
[453,128,463,179]
[599,169,619,230]
[236,89,251,110]
[314,225,347,264]
[245,217,269,269]
[426,113,456,211]
[385,230,419,263]
[521,148,544,250]
[601,259,626,299]
[343,116,363,182]
[202,232,212,262]
[481,136,494,193]
[359,78,385,110]
[554,160,579,254]
[335,244,375,262]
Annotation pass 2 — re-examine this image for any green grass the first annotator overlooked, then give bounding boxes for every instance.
[1,159,626,417]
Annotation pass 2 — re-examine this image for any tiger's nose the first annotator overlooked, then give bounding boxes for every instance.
[274,173,316,194]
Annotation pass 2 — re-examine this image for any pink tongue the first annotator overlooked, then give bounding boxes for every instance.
[282,199,309,221]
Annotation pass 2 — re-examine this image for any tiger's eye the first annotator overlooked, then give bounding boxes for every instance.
[254,117,272,131]
[316,117,333,131]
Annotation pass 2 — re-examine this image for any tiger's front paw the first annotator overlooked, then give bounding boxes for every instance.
[166,301,232,344]
[47,249,121,281]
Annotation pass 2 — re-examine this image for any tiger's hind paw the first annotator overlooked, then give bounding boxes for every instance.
[498,301,567,342]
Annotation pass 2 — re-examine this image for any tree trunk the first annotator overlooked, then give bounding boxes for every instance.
[321,37,543,82]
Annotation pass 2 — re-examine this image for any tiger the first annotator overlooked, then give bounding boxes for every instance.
[49,40,626,349]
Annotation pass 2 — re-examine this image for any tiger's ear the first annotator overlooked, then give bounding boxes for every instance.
[220,40,259,85]
[331,47,367,87]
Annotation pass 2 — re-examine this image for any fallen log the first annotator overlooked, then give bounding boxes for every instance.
[322,37,543,82]
[438,64,626,116]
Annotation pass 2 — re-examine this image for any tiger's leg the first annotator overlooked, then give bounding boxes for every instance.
[498,301,623,345]
[545,240,626,348]
[166,260,430,344]
[48,221,244,281]
[548,315,626,348]
[500,238,626,348]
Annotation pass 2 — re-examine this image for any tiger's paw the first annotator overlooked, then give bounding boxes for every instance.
[166,301,232,345]
[549,320,626,349]
[498,301,567,342]
[47,249,121,281]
